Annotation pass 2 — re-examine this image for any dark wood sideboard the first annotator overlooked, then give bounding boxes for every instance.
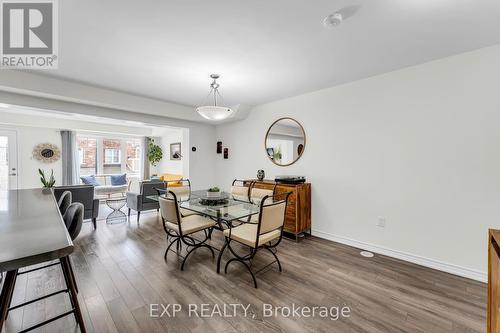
[489,229,500,333]
[246,180,311,241]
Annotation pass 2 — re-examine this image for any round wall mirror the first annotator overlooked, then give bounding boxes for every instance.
[265,117,306,166]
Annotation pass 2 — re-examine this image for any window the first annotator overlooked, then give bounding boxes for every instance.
[126,140,141,173]
[104,149,121,164]
[77,137,97,175]
[77,135,141,177]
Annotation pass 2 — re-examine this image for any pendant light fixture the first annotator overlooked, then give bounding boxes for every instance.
[196,74,234,121]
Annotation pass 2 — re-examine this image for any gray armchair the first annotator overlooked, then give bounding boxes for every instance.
[54,185,99,229]
[127,181,166,222]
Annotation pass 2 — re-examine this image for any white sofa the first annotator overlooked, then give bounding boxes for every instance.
[90,175,131,200]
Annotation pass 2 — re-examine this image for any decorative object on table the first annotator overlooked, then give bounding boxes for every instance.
[170,142,182,160]
[223,148,228,159]
[206,186,221,198]
[200,188,229,205]
[265,117,306,166]
[39,168,56,188]
[147,138,163,166]
[257,169,265,181]
[217,141,222,154]
[196,74,234,121]
[192,146,197,152]
[275,175,306,184]
[33,143,60,163]
[150,175,160,181]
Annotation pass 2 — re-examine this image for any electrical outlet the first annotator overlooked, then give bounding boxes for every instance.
[376,216,386,228]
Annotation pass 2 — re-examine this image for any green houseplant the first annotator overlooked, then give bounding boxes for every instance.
[39,168,56,188]
[148,138,163,167]
[206,186,221,198]
[273,147,282,162]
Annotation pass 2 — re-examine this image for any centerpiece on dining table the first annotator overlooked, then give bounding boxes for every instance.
[199,187,229,206]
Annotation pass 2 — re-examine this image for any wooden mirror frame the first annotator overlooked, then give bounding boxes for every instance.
[264,117,306,167]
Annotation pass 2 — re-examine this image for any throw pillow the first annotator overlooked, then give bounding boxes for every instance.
[110,173,127,186]
[80,175,100,186]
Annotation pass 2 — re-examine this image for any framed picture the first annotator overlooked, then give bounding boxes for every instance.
[266,148,274,160]
[170,142,182,160]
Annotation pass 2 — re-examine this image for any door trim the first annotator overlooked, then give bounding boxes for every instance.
[0,128,19,189]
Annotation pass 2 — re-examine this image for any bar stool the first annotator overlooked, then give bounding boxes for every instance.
[57,190,72,215]
[4,203,85,332]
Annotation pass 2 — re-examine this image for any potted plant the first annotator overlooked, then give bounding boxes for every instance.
[206,186,221,198]
[148,138,163,167]
[39,168,56,190]
[273,147,282,162]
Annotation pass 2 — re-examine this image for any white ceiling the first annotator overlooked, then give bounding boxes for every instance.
[34,0,500,108]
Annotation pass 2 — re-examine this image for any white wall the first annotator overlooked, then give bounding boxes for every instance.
[0,124,62,189]
[154,127,185,176]
[215,44,500,281]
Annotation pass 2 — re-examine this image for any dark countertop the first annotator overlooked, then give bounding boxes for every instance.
[0,189,73,272]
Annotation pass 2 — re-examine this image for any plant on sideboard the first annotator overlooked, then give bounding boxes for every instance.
[38,168,56,188]
[148,138,163,167]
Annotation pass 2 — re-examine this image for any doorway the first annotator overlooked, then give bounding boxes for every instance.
[0,130,18,190]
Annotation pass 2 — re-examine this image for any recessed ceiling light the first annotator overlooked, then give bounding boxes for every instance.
[323,12,343,28]
[360,251,374,258]
[0,103,10,108]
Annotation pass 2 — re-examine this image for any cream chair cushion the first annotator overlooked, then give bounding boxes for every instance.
[259,201,287,234]
[180,207,197,217]
[159,196,179,224]
[223,224,281,247]
[166,214,216,235]
[168,185,190,201]
[231,185,249,202]
[250,188,274,205]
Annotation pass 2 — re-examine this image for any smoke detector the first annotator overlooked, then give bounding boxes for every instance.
[323,12,343,28]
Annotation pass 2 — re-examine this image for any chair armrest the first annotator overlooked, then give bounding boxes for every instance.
[92,199,100,218]
[126,192,142,210]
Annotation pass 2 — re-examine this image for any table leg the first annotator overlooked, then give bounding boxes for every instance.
[0,270,18,333]
[60,257,86,333]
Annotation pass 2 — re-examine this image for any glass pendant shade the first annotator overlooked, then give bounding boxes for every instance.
[196,105,234,120]
[196,74,234,121]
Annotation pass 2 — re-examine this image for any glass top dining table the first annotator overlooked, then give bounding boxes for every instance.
[147,190,260,224]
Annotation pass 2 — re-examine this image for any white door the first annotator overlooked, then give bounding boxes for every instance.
[0,130,18,190]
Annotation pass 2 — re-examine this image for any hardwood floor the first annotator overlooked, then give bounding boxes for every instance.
[3,210,486,333]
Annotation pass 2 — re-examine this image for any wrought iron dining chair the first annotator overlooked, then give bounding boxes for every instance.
[249,181,276,205]
[166,179,196,217]
[158,191,216,270]
[217,192,291,288]
[230,179,252,202]
[238,181,277,224]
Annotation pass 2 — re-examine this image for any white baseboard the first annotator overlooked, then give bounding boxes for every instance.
[312,229,487,283]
